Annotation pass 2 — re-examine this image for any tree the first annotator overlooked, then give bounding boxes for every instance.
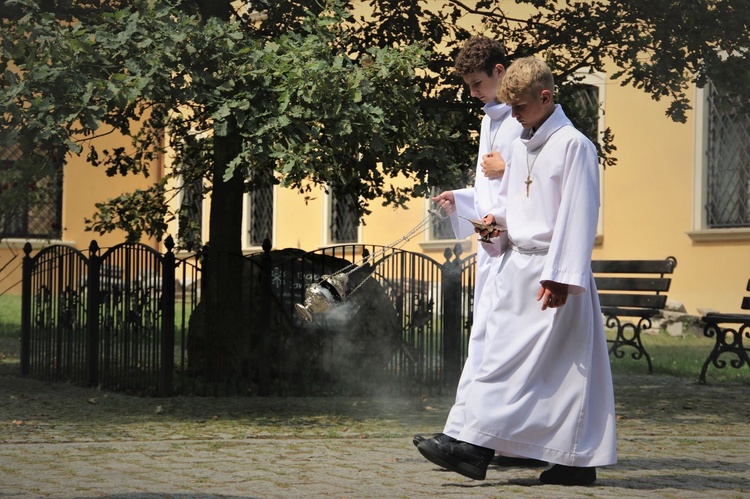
[1,0,437,380]
[3,0,748,380]
[4,0,749,243]
[253,0,749,162]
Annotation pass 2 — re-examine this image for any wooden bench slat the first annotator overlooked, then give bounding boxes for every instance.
[595,277,671,292]
[592,259,676,274]
[601,307,660,318]
[702,312,750,323]
[592,257,676,375]
[598,294,668,309]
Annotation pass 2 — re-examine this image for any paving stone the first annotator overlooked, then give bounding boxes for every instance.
[0,374,749,498]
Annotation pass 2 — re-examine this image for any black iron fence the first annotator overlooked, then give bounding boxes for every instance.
[20,238,476,396]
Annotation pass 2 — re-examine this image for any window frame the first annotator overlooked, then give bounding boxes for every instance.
[174,174,206,250]
[419,186,470,252]
[0,146,64,243]
[573,70,606,245]
[323,187,361,245]
[242,182,276,251]
[689,82,750,242]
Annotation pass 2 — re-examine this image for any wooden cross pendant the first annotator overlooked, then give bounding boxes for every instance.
[525,175,533,197]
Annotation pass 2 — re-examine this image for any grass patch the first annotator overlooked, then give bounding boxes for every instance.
[0,293,21,329]
[1,290,747,386]
[0,294,21,372]
[606,328,749,384]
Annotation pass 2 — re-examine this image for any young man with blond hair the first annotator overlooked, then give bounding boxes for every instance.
[417,56,617,486]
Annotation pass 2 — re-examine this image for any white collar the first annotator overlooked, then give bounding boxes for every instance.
[484,100,512,122]
[520,104,571,151]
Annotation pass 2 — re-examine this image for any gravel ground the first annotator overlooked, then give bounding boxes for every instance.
[1,373,749,498]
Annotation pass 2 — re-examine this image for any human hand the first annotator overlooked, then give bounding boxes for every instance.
[481,150,506,179]
[479,214,502,239]
[537,280,569,311]
[431,191,455,215]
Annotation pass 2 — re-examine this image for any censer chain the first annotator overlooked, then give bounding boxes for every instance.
[331,207,447,296]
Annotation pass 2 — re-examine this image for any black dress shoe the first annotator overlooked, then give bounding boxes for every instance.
[417,438,495,480]
[412,433,437,447]
[491,455,549,467]
[539,464,597,485]
[412,432,455,447]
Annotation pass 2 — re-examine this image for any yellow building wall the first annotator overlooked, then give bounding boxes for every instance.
[278,46,750,316]
[0,132,161,295]
[61,144,162,251]
[273,174,468,262]
[4,2,750,316]
[274,184,322,250]
[592,68,750,315]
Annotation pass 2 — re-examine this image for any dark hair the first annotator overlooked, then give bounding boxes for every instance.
[454,36,508,77]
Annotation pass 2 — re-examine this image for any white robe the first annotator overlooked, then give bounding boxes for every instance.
[443,102,522,437]
[457,105,617,467]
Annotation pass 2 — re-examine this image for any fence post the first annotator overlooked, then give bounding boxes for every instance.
[441,245,463,387]
[159,236,176,396]
[86,240,101,387]
[258,238,272,396]
[20,243,33,376]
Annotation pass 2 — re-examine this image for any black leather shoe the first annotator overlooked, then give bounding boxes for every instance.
[412,433,437,447]
[491,455,549,467]
[539,464,597,485]
[417,438,495,480]
[412,432,455,447]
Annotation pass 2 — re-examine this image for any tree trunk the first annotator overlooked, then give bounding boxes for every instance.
[201,130,245,382]
[198,0,246,382]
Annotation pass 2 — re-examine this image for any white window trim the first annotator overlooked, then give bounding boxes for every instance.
[692,83,709,233]
[0,238,71,249]
[322,188,362,246]
[418,197,472,252]
[164,126,210,252]
[172,175,208,249]
[420,185,467,247]
[241,184,276,251]
[688,84,750,242]
[575,70,607,244]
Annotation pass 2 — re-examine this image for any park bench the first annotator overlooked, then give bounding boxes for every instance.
[699,279,750,383]
[592,256,677,373]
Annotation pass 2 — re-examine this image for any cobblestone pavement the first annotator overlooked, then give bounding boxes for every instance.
[1,373,749,499]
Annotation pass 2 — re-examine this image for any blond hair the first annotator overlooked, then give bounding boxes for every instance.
[497,57,555,103]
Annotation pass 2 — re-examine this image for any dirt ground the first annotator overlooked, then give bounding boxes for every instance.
[1,373,749,498]
[1,372,748,440]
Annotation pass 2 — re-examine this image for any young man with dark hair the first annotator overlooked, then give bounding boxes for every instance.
[418,56,617,486]
[418,36,534,467]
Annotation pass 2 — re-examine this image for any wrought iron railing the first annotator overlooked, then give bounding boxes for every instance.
[21,238,475,396]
